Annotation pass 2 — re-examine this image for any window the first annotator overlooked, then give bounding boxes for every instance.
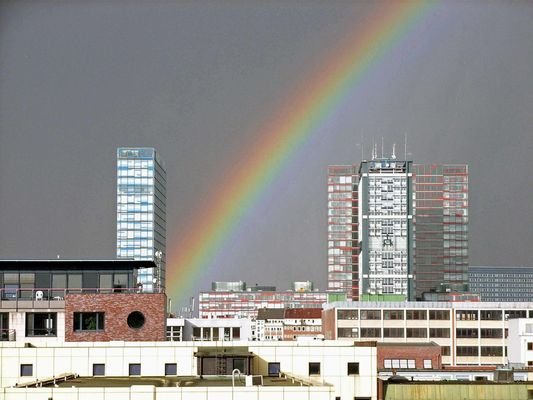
[233,358,245,373]
[456,310,478,321]
[406,310,427,320]
[480,329,503,339]
[20,364,33,377]
[480,310,502,321]
[429,328,450,338]
[93,364,105,376]
[337,310,358,320]
[268,362,281,377]
[456,328,478,338]
[361,328,381,338]
[308,362,320,376]
[73,312,104,331]
[360,310,381,320]
[338,327,359,338]
[232,327,240,340]
[26,313,57,336]
[441,347,451,356]
[528,343,533,351]
[347,362,359,375]
[423,359,432,369]
[406,328,427,338]
[165,363,177,376]
[383,328,404,338]
[456,346,478,357]
[429,310,450,320]
[383,310,404,320]
[481,346,503,357]
[129,363,141,376]
[127,311,145,329]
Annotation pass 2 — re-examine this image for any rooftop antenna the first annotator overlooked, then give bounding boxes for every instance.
[392,144,396,159]
[381,137,384,159]
[404,133,407,161]
[371,142,376,159]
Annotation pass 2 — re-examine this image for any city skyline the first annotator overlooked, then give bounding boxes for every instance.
[0,1,532,308]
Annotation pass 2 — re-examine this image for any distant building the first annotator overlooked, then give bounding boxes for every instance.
[116,147,166,292]
[199,281,329,319]
[327,158,468,301]
[508,318,533,368]
[283,308,322,341]
[322,300,532,366]
[469,266,533,302]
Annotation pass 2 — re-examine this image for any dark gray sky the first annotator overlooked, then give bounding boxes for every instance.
[0,1,532,308]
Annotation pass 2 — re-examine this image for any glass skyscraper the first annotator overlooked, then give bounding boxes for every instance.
[116,147,166,292]
[327,158,468,301]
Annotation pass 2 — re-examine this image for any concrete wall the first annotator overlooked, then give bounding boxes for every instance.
[0,341,377,400]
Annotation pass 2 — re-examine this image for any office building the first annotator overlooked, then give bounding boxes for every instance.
[327,157,468,301]
[116,147,166,291]
[199,281,329,319]
[469,266,533,302]
[323,300,533,366]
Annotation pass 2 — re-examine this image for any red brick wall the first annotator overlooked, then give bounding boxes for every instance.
[64,293,166,342]
[321,308,336,340]
[377,344,442,369]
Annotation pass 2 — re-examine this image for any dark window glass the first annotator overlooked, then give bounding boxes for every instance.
[383,328,404,338]
[480,310,502,321]
[127,312,145,329]
[360,310,381,320]
[406,310,427,320]
[481,346,503,357]
[20,364,33,377]
[480,329,503,339]
[429,310,450,320]
[347,362,359,375]
[456,328,478,338]
[441,347,451,356]
[232,327,240,339]
[233,358,245,373]
[429,328,450,338]
[129,363,141,376]
[164,363,177,376]
[338,328,359,338]
[26,313,57,336]
[361,328,381,338]
[457,346,478,357]
[308,362,320,376]
[93,364,105,376]
[456,311,478,321]
[337,310,358,320]
[406,328,427,338]
[73,312,104,331]
[383,310,404,320]
[268,362,281,377]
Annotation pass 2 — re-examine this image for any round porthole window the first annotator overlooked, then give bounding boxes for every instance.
[127,311,145,329]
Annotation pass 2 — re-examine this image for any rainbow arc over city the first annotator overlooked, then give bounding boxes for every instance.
[167,1,435,306]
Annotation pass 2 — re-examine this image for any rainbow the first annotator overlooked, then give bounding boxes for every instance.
[167,1,435,307]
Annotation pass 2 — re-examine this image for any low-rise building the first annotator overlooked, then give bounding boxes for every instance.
[323,301,533,366]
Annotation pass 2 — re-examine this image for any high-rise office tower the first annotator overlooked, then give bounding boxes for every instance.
[327,156,468,301]
[116,147,166,292]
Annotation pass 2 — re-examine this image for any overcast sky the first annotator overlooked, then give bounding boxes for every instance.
[0,1,532,309]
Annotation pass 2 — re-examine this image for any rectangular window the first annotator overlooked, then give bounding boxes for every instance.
[337,310,358,320]
[456,328,478,338]
[441,347,451,356]
[480,310,502,321]
[406,328,427,338]
[233,358,245,373]
[92,364,105,376]
[232,327,240,340]
[429,310,450,320]
[20,364,33,377]
[361,328,381,338]
[429,328,450,338]
[456,346,478,357]
[26,313,57,336]
[406,310,427,320]
[528,343,533,351]
[165,363,177,376]
[423,359,432,369]
[268,362,281,377]
[383,310,404,320]
[360,310,381,320]
[308,362,320,376]
[383,328,404,338]
[480,346,503,357]
[338,327,359,338]
[480,329,503,339]
[347,362,359,375]
[456,310,478,321]
[129,363,141,376]
[73,312,104,331]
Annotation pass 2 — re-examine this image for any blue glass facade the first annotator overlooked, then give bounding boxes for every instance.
[116,148,166,291]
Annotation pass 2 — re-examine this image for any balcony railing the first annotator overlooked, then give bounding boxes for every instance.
[0,287,163,309]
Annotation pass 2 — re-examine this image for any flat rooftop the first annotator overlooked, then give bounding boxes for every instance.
[42,376,313,388]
